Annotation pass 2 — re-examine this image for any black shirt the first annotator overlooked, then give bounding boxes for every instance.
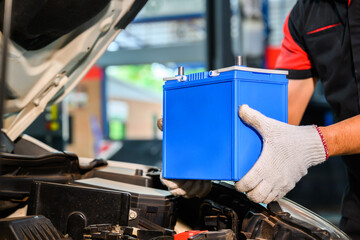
[275,0,360,228]
[276,0,359,122]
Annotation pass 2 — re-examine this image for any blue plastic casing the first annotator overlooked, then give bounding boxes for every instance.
[162,66,288,181]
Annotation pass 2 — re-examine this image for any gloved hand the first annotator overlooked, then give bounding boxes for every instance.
[157,116,212,198]
[236,105,327,204]
[157,118,163,131]
[160,177,212,198]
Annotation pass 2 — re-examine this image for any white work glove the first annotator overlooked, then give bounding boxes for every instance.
[161,177,212,198]
[158,117,212,198]
[236,105,327,204]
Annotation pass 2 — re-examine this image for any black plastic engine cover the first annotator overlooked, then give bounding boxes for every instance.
[0,215,67,240]
[27,181,131,240]
[0,151,107,199]
[75,178,177,229]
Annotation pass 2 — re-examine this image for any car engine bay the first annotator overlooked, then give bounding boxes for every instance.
[0,136,348,240]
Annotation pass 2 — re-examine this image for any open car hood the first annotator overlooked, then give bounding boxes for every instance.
[2,0,147,142]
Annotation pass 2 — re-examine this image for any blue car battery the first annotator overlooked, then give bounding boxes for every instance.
[162,64,288,181]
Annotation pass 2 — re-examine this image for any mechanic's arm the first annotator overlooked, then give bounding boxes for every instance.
[289,77,360,156]
[288,77,317,125]
[320,116,360,156]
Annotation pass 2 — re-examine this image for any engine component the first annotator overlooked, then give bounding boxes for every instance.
[174,231,208,240]
[199,200,239,235]
[177,182,340,240]
[76,178,177,229]
[83,224,175,240]
[0,151,107,200]
[240,201,332,239]
[189,229,235,240]
[27,181,130,240]
[92,166,155,188]
[174,230,235,240]
[0,215,68,240]
[0,150,106,218]
[240,210,331,239]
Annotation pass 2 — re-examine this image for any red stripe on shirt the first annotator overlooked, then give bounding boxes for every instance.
[275,14,312,71]
[348,0,351,6]
[307,23,341,35]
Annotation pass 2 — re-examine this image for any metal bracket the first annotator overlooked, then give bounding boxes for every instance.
[164,66,288,82]
[129,209,138,220]
[208,66,288,77]
[163,75,187,82]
